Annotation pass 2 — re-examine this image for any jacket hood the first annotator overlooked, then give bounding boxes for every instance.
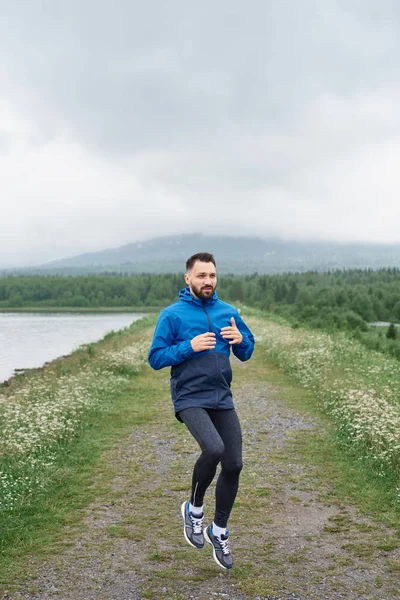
[179,287,218,305]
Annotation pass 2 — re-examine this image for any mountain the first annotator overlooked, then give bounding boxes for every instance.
[3,234,400,275]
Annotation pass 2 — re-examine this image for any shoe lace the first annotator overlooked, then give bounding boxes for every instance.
[190,513,204,534]
[217,536,231,556]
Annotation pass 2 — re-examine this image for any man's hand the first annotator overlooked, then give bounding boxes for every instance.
[220,317,243,345]
[191,332,216,352]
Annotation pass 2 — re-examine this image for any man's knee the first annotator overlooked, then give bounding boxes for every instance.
[203,439,225,464]
[222,459,243,476]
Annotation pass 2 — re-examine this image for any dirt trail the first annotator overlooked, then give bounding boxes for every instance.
[8,358,400,600]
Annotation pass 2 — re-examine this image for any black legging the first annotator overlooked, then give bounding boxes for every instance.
[178,407,243,528]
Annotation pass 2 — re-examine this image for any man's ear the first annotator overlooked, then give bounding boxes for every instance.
[184,273,190,285]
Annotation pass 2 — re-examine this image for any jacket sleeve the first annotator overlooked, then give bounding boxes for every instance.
[148,310,196,370]
[232,311,255,362]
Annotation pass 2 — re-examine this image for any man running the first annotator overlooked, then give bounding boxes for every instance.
[148,252,255,570]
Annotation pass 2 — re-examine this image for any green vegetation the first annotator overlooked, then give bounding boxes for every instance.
[1,269,399,326]
[0,317,156,572]
[2,315,400,598]
[2,268,400,359]
[248,312,400,488]
[387,322,397,340]
[0,274,183,309]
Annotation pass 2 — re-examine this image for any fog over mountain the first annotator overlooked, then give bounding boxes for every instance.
[4,235,400,275]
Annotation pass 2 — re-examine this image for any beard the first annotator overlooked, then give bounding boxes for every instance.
[190,283,216,300]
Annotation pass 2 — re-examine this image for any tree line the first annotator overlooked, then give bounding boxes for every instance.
[1,269,400,323]
[1,269,400,357]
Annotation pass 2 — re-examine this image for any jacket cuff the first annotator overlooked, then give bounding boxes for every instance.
[181,339,196,359]
[235,335,248,348]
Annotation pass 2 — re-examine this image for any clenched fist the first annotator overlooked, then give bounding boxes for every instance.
[190,332,216,352]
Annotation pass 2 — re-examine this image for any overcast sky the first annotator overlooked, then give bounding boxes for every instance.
[1,0,400,267]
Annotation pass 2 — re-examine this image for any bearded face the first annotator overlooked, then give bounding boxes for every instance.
[184,261,217,300]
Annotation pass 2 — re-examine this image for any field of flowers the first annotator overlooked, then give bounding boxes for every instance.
[249,315,400,495]
[2,310,399,529]
[0,323,150,515]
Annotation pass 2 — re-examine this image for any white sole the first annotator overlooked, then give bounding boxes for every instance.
[204,527,230,570]
[181,501,201,549]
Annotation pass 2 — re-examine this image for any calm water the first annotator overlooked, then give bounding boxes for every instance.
[0,312,145,382]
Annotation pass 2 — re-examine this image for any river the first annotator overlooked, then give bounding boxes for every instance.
[0,312,145,383]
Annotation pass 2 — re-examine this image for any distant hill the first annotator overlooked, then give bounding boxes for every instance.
[3,234,400,275]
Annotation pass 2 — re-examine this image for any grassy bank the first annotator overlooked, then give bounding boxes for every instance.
[2,311,400,597]
[246,310,400,502]
[0,316,158,581]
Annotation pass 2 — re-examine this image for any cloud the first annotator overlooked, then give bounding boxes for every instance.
[1,1,400,266]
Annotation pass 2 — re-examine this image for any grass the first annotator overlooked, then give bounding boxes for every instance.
[2,311,400,598]
[238,330,400,524]
[0,316,159,586]
[246,311,400,487]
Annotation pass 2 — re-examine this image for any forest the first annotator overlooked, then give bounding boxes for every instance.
[1,268,399,359]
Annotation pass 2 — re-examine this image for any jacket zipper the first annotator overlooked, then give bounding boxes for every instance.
[202,302,217,352]
[202,302,218,362]
[201,301,213,333]
[202,302,219,405]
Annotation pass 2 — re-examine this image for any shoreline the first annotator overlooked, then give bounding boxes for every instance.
[0,306,160,313]
[0,311,152,387]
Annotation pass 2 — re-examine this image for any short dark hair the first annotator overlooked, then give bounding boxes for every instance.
[186,252,216,272]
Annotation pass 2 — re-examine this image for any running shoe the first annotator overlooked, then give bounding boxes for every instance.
[181,501,204,549]
[204,524,233,570]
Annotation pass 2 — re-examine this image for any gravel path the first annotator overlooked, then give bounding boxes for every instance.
[7,359,400,600]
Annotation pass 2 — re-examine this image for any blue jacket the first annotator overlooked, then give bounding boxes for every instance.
[148,288,255,418]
